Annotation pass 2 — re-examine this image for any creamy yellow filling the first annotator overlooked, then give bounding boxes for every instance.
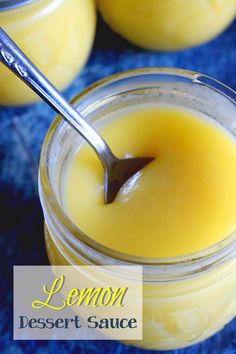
[64,107,236,258]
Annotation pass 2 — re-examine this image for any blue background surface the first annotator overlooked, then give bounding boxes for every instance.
[0,14,236,354]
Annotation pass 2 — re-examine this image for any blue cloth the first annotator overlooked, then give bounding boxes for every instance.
[0,16,236,354]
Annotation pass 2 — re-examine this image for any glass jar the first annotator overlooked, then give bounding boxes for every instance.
[39,68,236,350]
[97,0,236,50]
[0,0,96,105]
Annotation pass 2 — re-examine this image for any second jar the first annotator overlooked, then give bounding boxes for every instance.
[0,0,96,105]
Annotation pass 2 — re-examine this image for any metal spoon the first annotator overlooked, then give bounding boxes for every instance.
[0,27,154,204]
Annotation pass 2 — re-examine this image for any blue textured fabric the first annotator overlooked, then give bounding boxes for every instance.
[0,16,236,354]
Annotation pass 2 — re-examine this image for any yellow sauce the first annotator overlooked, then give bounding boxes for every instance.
[63,107,236,258]
[0,0,96,105]
[97,0,236,50]
[43,106,236,350]
[45,220,236,350]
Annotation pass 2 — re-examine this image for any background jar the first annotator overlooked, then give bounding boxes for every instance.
[0,0,96,105]
[97,0,236,50]
[39,68,236,350]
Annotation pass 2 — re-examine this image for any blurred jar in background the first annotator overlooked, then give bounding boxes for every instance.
[0,0,96,106]
[97,0,236,51]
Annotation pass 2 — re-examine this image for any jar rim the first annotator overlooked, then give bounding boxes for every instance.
[0,0,37,11]
[39,67,236,279]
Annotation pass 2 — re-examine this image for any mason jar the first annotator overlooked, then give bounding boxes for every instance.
[38,68,236,350]
[0,0,96,105]
[97,0,236,50]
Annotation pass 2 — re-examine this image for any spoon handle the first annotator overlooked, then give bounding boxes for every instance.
[0,27,115,166]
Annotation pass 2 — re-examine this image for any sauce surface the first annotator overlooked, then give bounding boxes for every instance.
[63,107,236,258]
